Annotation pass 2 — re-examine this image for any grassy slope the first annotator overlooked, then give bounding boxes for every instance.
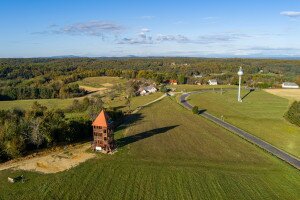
[0,98,299,199]
[76,76,127,88]
[170,84,236,92]
[188,90,300,158]
[0,98,75,110]
[0,76,127,111]
[66,92,164,119]
[106,92,163,111]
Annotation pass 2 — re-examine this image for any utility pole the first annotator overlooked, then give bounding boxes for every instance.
[237,67,243,102]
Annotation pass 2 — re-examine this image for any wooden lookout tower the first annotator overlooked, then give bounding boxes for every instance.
[92,110,115,153]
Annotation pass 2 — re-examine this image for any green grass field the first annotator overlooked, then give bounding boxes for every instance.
[0,75,159,113]
[0,98,76,111]
[188,89,300,158]
[76,76,127,88]
[0,92,164,119]
[105,92,163,111]
[0,97,299,199]
[170,84,236,92]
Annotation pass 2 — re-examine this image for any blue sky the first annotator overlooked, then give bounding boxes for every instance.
[0,0,300,57]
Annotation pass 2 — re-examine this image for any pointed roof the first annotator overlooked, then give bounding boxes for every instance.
[92,110,110,127]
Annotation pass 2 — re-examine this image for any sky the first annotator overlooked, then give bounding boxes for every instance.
[0,0,300,58]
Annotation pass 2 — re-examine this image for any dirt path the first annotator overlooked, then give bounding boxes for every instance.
[0,143,95,174]
[132,94,167,114]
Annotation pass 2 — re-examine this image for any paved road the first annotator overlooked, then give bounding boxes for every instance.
[180,92,300,170]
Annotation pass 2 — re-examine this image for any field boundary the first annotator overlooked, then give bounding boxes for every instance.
[179,92,300,170]
[132,93,167,114]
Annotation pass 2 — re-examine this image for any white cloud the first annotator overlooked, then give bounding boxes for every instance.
[156,34,190,42]
[33,21,124,37]
[197,33,249,44]
[140,28,150,33]
[280,11,300,17]
[118,32,249,45]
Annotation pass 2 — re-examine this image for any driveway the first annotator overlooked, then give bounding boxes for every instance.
[180,92,300,170]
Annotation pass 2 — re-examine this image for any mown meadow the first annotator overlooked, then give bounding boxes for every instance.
[188,89,300,158]
[0,97,299,199]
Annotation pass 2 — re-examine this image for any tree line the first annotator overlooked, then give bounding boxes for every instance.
[0,57,299,100]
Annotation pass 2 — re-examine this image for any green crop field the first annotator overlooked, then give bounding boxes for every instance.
[77,76,127,88]
[188,89,300,158]
[0,97,299,199]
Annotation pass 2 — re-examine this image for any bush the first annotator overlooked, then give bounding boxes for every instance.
[284,101,300,127]
[159,85,169,93]
[192,106,199,114]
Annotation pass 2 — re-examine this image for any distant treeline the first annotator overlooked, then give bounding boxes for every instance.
[0,58,299,100]
[0,83,86,100]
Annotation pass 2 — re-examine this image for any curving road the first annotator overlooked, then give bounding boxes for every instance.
[180,92,300,170]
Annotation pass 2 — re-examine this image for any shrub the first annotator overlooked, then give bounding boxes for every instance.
[284,101,300,127]
[192,106,199,114]
[159,85,169,93]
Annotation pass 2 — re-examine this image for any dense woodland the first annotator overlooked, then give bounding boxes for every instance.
[0,57,299,100]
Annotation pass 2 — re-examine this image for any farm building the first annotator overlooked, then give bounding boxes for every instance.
[282,82,299,89]
[92,110,115,153]
[138,85,157,96]
[168,79,178,85]
[208,79,218,85]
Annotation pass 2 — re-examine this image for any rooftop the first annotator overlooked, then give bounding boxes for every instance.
[92,110,110,127]
[282,82,299,86]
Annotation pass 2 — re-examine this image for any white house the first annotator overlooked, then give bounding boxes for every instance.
[138,85,157,96]
[282,82,299,89]
[208,79,218,85]
[193,74,203,78]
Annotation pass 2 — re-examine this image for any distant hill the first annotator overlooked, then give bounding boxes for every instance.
[49,55,83,59]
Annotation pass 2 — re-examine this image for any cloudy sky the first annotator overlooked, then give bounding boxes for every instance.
[0,0,300,58]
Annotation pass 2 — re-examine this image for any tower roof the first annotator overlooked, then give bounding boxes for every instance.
[92,110,110,127]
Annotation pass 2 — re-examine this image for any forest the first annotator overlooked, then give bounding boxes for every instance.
[0,57,299,100]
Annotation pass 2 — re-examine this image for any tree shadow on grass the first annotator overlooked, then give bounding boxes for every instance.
[114,113,144,133]
[113,105,126,110]
[116,125,179,148]
[198,109,207,114]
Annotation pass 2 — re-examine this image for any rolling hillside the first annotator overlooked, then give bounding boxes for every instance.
[0,97,299,199]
